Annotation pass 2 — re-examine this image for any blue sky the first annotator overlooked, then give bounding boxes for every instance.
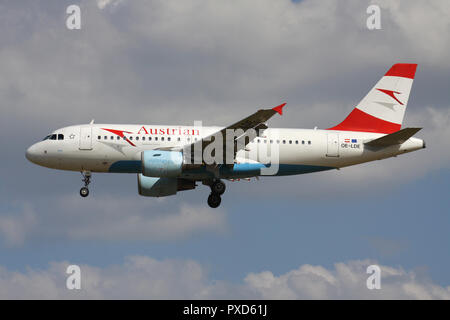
[0,0,449,298]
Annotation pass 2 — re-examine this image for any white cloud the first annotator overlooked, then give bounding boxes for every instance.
[1,0,449,125]
[0,195,227,246]
[0,205,37,246]
[0,257,448,299]
[243,260,450,299]
[96,0,124,10]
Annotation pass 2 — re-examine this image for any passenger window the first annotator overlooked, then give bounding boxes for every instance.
[111,136,114,140]
[142,137,146,141]
[98,136,101,140]
[289,140,292,144]
[277,140,280,144]
[161,137,164,141]
[168,137,171,141]
[308,141,311,145]
[282,140,286,144]
[117,136,120,140]
[302,140,305,145]
[155,137,158,141]
[177,137,181,142]
[149,137,152,141]
[295,140,298,144]
[270,140,273,144]
[129,136,133,140]
[136,136,139,141]
[104,136,107,140]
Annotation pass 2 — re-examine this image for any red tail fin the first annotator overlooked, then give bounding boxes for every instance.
[328,63,417,133]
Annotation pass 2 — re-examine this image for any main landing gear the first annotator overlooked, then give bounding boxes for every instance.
[80,171,91,198]
[207,180,226,208]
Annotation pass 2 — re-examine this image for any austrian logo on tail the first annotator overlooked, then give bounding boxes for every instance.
[376,88,404,105]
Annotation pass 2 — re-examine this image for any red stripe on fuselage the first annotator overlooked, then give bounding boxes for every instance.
[327,108,401,134]
[101,128,136,147]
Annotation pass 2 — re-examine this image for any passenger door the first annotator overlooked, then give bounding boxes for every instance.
[79,126,93,150]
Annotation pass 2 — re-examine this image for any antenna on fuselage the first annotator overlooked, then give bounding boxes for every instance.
[90,119,95,124]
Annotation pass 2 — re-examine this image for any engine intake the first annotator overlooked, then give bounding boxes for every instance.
[141,150,183,177]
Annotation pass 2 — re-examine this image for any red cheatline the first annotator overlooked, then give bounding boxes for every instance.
[327,108,401,134]
[101,128,136,147]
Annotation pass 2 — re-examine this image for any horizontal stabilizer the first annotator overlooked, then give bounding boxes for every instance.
[365,127,422,147]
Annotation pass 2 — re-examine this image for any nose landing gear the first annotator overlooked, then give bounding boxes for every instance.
[207,179,226,208]
[80,171,91,198]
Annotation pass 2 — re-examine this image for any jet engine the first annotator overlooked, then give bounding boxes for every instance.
[137,174,195,197]
[141,150,183,177]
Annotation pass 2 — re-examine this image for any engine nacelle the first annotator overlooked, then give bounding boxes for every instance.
[138,174,177,197]
[141,150,183,177]
[137,174,196,197]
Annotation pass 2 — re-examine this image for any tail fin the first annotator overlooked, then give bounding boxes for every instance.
[328,63,417,133]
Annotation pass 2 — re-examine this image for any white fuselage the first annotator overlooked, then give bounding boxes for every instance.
[26,124,425,179]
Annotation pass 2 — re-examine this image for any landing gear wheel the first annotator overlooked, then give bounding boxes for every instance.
[207,193,221,208]
[80,187,89,197]
[80,171,92,197]
[211,180,226,195]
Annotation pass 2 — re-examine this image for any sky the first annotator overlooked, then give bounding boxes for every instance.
[0,0,449,299]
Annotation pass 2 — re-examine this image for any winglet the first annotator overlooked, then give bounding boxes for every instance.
[272,103,286,115]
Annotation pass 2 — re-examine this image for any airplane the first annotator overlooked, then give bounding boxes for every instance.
[26,63,425,208]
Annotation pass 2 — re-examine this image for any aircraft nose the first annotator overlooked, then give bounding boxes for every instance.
[26,144,39,163]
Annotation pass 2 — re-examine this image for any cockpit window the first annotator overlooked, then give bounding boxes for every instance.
[43,134,60,141]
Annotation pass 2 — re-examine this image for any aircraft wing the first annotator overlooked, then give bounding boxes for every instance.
[182,103,286,165]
